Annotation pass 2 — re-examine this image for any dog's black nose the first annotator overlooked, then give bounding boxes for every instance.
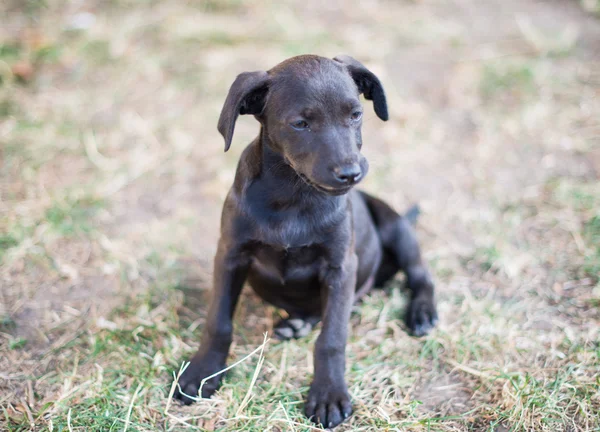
[333,164,362,185]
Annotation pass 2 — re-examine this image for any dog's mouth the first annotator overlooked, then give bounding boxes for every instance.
[297,172,352,196]
[284,157,353,196]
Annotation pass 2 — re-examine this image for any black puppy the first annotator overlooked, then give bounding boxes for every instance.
[174,55,438,428]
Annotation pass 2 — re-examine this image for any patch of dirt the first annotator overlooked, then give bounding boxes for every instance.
[414,373,473,415]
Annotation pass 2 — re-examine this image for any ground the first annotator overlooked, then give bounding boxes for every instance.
[1,0,599,431]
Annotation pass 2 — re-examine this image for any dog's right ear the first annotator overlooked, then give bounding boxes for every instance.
[217,71,269,152]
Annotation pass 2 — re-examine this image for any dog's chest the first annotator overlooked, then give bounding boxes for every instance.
[251,243,322,283]
[257,219,316,249]
[245,189,345,249]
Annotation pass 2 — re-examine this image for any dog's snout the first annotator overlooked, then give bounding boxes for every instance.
[332,163,362,185]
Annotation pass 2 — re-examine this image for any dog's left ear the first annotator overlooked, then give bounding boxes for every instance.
[334,55,388,121]
[218,71,270,152]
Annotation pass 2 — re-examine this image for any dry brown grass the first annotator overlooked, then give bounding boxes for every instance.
[1,0,599,431]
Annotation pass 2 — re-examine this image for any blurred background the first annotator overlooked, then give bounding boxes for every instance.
[1,1,599,431]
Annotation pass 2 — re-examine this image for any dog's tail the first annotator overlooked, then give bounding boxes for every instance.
[404,204,421,226]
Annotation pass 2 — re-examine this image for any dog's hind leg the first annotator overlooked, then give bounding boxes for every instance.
[360,192,438,336]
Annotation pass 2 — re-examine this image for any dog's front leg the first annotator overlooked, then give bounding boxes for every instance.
[305,252,357,428]
[174,239,249,404]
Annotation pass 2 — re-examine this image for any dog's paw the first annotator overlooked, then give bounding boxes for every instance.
[173,357,225,405]
[406,295,438,337]
[274,317,319,340]
[305,382,352,429]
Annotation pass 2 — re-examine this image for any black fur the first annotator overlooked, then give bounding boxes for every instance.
[174,55,438,429]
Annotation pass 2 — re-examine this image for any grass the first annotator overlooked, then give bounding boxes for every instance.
[480,63,536,101]
[581,0,600,15]
[583,216,600,276]
[1,0,599,431]
[44,196,105,236]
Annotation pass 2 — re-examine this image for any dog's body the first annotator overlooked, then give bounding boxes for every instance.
[174,55,438,428]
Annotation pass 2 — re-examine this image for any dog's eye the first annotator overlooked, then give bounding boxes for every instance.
[351,111,363,121]
[290,120,309,130]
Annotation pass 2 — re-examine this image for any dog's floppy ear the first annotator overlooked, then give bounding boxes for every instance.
[218,71,269,152]
[333,55,388,121]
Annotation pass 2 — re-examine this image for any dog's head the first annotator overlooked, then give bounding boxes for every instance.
[218,55,388,195]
